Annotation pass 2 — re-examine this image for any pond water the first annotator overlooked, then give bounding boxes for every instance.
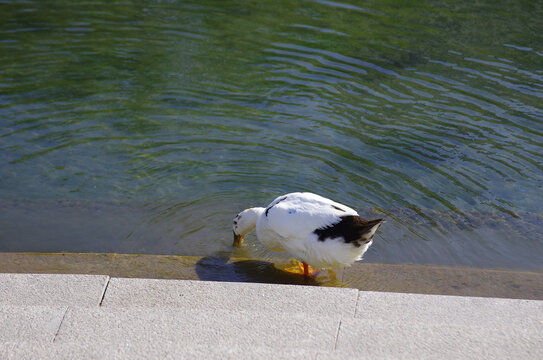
[1,0,542,271]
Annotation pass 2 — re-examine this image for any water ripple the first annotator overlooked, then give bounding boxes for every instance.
[1,0,542,270]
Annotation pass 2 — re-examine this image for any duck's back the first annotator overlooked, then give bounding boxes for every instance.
[256,192,381,268]
[256,192,357,251]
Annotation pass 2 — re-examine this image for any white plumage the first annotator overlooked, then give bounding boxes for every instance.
[232,192,384,274]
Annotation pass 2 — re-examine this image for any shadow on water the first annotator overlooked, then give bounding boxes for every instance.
[195,254,319,286]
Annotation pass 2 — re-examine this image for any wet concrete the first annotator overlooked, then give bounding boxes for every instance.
[1,252,542,300]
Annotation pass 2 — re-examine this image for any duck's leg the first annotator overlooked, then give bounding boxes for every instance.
[282,260,320,276]
[302,262,321,276]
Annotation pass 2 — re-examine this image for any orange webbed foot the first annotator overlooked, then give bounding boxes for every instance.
[283,261,320,277]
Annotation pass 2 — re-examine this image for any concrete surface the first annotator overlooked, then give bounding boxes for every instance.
[0,306,67,343]
[355,291,543,328]
[1,341,318,360]
[0,273,109,307]
[1,273,542,359]
[56,307,339,350]
[3,252,543,300]
[102,277,358,317]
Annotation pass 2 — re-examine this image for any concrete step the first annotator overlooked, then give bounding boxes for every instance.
[334,318,542,359]
[0,305,67,343]
[54,306,340,351]
[4,251,543,300]
[2,274,543,359]
[0,273,108,307]
[355,291,543,328]
[3,302,542,359]
[1,341,318,360]
[101,277,358,317]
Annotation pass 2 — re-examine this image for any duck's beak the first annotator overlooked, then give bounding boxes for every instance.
[233,232,244,247]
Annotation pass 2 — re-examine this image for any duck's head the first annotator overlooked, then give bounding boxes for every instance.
[232,207,264,246]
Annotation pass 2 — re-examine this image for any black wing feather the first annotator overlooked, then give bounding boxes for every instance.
[314,216,384,247]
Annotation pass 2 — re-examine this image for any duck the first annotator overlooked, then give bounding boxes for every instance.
[232,192,384,277]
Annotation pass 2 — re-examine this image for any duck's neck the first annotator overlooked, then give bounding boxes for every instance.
[241,207,265,234]
[252,207,266,217]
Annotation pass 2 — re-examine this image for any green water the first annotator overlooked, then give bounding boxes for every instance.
[1,0,542,270]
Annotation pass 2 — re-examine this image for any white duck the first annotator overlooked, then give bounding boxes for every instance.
[232,192,384,277]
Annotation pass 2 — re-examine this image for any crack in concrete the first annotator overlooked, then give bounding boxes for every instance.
[99,276,111,306]
[52,307,69,343]
[333,320,342,350]
[353,291,360,318]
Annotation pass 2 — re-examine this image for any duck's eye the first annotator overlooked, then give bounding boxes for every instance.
[234,221,238,225]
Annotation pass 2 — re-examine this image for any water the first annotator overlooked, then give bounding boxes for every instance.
[1,0,542,271]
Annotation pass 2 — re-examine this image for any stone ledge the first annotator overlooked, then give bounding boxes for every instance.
[1,252,542,300]
[0,273,109,307]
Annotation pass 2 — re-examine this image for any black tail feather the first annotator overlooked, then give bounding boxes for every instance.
[314,216,385,247]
